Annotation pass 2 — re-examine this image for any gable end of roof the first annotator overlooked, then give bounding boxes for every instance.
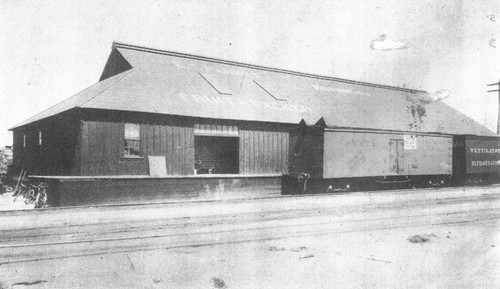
[99,48,133,81]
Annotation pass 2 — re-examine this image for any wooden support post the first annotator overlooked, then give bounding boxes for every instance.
[13,169,24,194]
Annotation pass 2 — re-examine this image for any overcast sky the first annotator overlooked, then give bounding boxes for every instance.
[1,0,499,145]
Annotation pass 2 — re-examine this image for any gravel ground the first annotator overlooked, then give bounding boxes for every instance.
[0,190,34,211]
[1,220,497,289]
[0,186,498,288]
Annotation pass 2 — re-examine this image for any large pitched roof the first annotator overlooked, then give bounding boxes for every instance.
[12,70,132,128]
[11,42,495,136]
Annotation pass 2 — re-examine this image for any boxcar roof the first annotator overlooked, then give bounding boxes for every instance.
[10,42,495,136]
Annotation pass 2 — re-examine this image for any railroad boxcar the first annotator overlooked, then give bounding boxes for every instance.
[283,123,453,194]
[452,135,500,185]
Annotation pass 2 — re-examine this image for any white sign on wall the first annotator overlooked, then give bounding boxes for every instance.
[404,135,417,150]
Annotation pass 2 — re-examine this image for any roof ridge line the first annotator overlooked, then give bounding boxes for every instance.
[112,41,426,94]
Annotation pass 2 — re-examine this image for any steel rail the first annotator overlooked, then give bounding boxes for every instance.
[1,192,498,243]
[1,207,498,265]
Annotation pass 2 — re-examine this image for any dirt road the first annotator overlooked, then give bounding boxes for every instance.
[0,186,499,288]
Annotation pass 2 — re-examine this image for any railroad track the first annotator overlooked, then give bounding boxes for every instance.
[1,190,498,242]
[1,186,498,230]
[1,199,498,265]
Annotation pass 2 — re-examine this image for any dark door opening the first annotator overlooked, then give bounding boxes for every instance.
[195,136,239,174]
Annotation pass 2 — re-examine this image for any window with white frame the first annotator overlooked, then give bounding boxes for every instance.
[39,131,42,146]
[124,123,140,157]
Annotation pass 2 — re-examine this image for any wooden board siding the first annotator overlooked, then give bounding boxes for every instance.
[322,130,452,178]
[80,120,195,176]
[12,118,80,176]
[194,123,238,136]
[12,130,30,172]
[462,136,500,175]
[239,124,289,175]
[15,106,291,177]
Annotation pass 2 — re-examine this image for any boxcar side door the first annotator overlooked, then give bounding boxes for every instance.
[389,139,405,174]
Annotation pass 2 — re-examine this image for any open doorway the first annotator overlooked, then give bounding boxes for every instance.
[194,136,239,174]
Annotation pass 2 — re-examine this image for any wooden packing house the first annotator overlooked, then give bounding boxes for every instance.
[10,42,493,206]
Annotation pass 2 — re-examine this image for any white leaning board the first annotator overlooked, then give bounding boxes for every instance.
[148,156,167,177]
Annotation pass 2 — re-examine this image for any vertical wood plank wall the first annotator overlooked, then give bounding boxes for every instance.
[80,119,289,176]
[12,119,80,176]
[239,124,289,175]
[80,121,194,176]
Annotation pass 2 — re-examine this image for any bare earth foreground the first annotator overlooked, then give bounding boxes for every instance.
[0,186,499,289]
